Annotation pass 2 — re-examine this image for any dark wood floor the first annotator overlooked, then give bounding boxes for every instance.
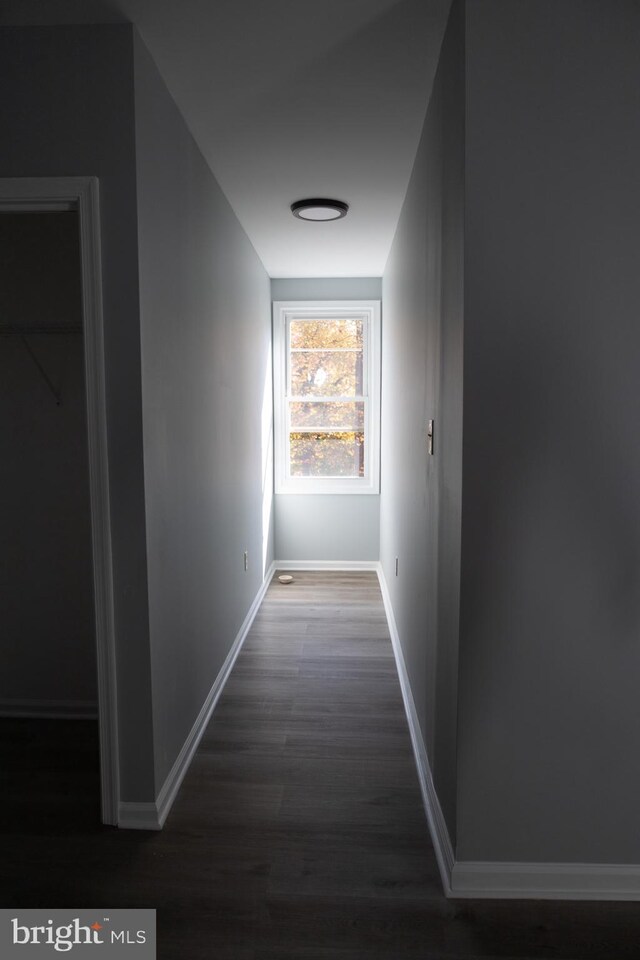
[1,571,639,958]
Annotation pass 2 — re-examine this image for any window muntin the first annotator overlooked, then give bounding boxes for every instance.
[273,301,380,494]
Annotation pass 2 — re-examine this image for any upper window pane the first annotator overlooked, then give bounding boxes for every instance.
[290,318,363,350]
[290,350,363,397]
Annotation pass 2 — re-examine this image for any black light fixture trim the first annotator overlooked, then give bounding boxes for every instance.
[291,198,349,221]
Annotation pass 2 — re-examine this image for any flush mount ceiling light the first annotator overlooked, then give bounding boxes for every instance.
[291,198,349,221]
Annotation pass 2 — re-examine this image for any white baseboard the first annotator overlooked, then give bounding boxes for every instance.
[376,563,640,902]
[0,699,98,720]
[118,562,277,831]
[117,802,161,831]
[275,560,379,571]
[119,559,640,898]
[451,860,640,900]
[376,563,455,896]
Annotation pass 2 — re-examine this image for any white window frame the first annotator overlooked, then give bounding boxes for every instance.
[273,300,381,495]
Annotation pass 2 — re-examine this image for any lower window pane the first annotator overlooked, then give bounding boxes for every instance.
[290,432,365,478]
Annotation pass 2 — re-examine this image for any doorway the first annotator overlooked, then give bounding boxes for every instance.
[0,178,118,825]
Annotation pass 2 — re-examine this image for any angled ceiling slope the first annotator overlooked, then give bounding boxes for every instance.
[0,0,452,277]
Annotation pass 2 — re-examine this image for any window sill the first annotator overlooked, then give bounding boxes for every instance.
[275,480,380,495]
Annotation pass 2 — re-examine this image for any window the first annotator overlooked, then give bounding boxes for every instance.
[273,301,381,494]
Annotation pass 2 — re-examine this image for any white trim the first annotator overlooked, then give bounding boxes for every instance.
[154,561,276,827]
[0,699,98,720]
[0,177,119,826]
[117,802,161,832]
[376,562,455,897]
[273,301,381,495]
[376,561,640,902]
[451,861,640,901]
[275,560,379,571]
[118,563,277,831]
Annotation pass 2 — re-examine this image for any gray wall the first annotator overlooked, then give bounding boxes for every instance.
[0,24,278,806]
[133,34,274,791]
[0,26,155,801]
[458,0,640,863]
[275,495,379,564]
[271,278,381,563]
[380,0,464,840]
[271,278,382,302]
[0,212,96,708]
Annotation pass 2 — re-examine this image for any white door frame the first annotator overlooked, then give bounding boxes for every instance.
[0,176,120,825]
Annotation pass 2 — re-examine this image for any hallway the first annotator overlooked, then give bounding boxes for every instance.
[2,571,640,958]
[163,569,443,955]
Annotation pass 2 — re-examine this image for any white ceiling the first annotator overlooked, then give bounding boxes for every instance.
[0,0,451,277]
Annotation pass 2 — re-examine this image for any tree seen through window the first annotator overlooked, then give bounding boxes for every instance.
[288,318,365,477]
